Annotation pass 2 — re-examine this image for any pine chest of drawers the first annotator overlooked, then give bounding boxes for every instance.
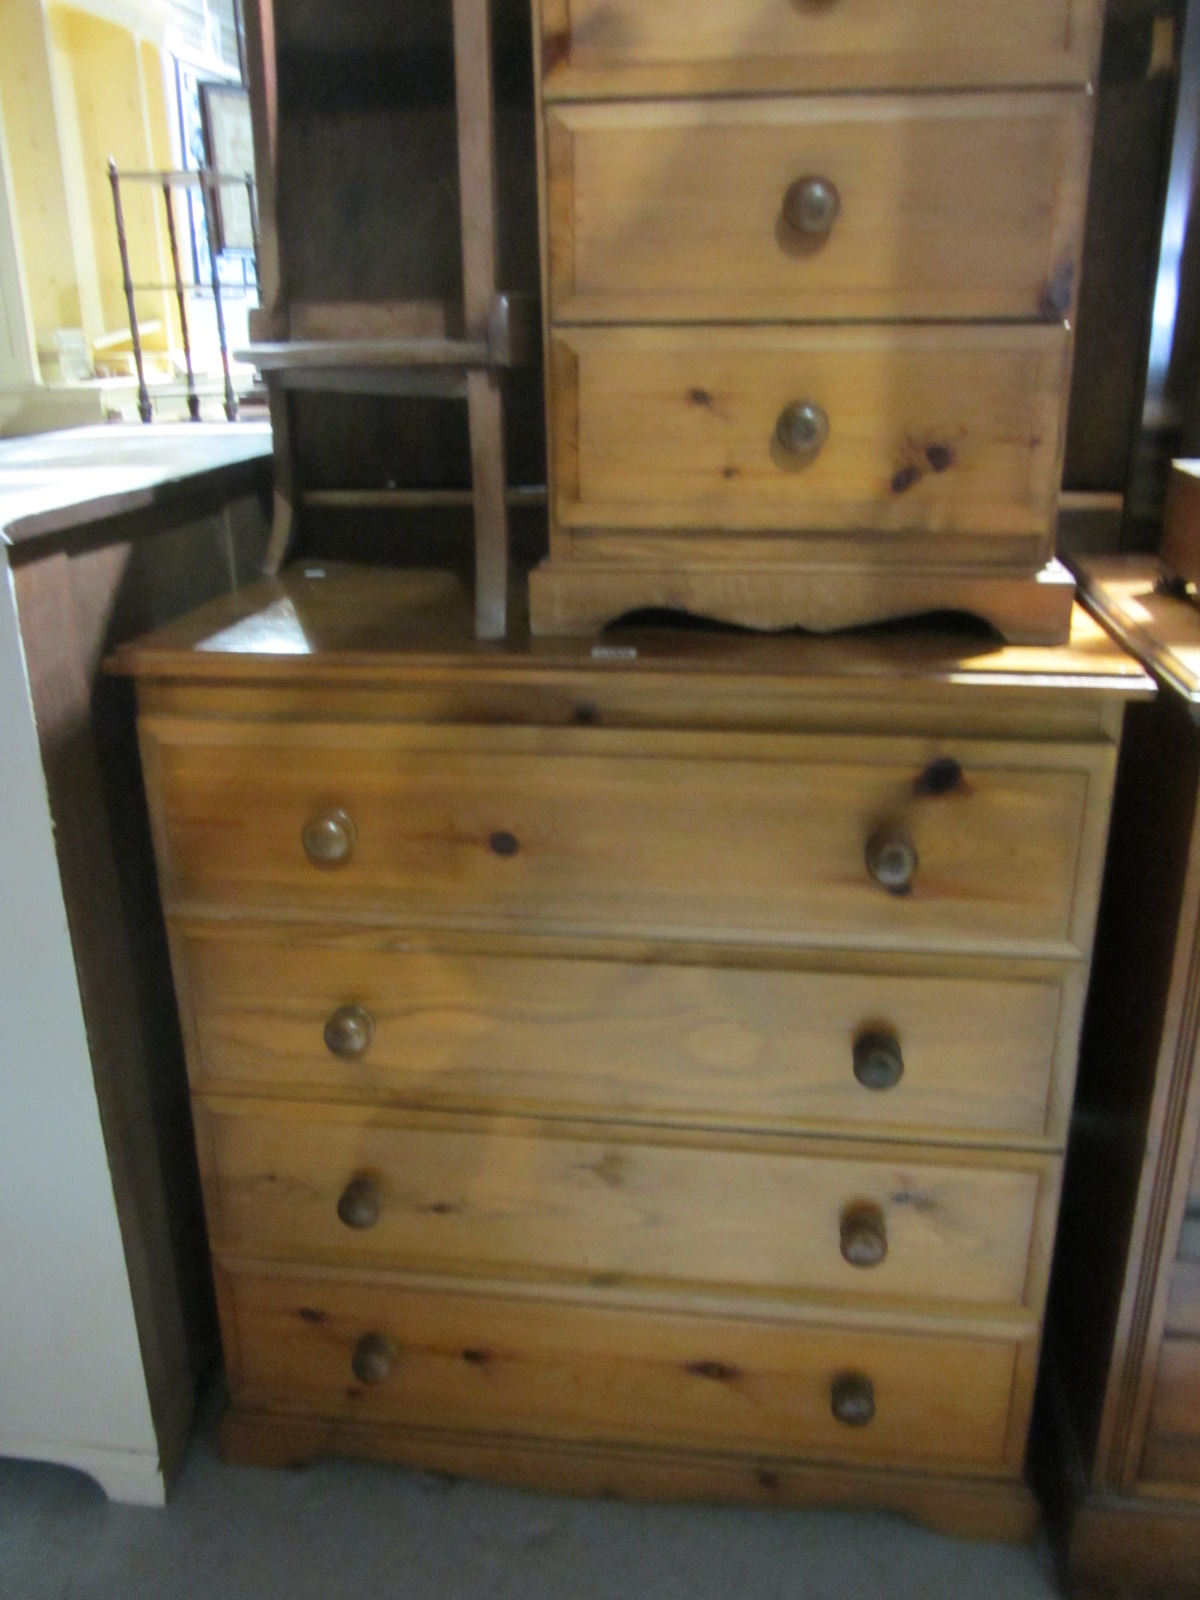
[115,566,1149,1537]
[529,0,1103,640]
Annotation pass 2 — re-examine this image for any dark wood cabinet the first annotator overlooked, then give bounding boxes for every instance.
[1041,555,1200,1592]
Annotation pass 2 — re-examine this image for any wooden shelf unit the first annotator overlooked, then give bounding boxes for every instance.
[240,0,531,639]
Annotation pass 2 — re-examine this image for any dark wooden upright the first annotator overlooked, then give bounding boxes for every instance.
[1041,555,1200,1593]
[239,0,532,638]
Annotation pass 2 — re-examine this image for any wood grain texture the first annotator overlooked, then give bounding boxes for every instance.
[196,1100,1052,1313]
[1069,1494,1200,1593]
[454,0,510,640]
[550,324,1068,543]
[141,720,1104,954]
[118,562,1137,1515]
[1165,1263,1200,1338]
[218,1404,1040,1538]
[107,567,1150,707]
[528,558,1079,644]
[1077,555,1200,710]
[218,1266,1029,1472]
[547,93,1092,325]
[1038,560,1200,1591]
[537,0,1103,98]
[174,925,1069,1142]
[1143,1338,1200,1485]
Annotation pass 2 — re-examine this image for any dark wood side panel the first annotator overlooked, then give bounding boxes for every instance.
[1038,691,1200,1479]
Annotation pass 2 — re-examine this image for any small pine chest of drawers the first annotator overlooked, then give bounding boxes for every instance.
[529,0,1102,640]
[115,566,1149,1538]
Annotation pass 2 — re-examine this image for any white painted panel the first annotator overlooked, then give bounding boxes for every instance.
[0,545,159,1476]
[0,89,38,388]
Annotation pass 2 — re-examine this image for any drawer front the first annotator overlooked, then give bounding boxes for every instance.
[547,94,1091,324]
[223,1269,1023,1469]
[539,0,1102,98]
[1141,1337,1200,1487]
[199,1105,1047,1310]
[147,725,1096,952]
[552,325,1068,540]
[181,929,1066,1139]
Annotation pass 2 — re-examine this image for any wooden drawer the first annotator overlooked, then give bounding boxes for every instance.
[198,1103,1051,1311]
[221,1268,1024,1471]
[538,0,1102,99]
[551,325,1068,543]
[145,723,1101,953]
[1142,1337,1200,1487]
[547,93,1091,325]
[178,927,1069,1141]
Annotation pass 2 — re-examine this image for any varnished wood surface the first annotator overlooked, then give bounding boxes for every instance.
[196,1099,1054,1313]
[119,561,1141,1517]
[1161,462,1200,592]
[527,558,1080,645]
[536,0,1103,99]
[1143,1338,1200,1486]
[173,923,1072,1143]
[547,92,1092,325]
[218,1405,1040,1539]
[0,425,270,556]
[1165,1262,1200,1338]
[217,1266,1029,1472]
[141,719,1106,955]
[1038,557,1200,1591]
[109,566,1151,704]
[1075,554,1200,711]
[550,323,1068,542]
[1068,1494,1200,1593]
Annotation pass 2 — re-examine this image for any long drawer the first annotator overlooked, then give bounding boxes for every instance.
[221,1267,1025,1471]
[144,723,1100,953]
[178,927,1068,1140]
[538,0,1102,98]
[552,324,1068,542]
[547,93,1091,324]
[197,1103,1051,1311]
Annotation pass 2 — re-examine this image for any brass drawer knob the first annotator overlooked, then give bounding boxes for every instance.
[302,807,355,868]
[831,1372,876,1427]
[324,1004,375,1059]
[775,400,829,465]
[783,175,840,240]
[351,1332,397,1385]
[852,1031,904,1091]
[865,829,918,894]
[337,1176,381,1231]
[840,1202,888,1268]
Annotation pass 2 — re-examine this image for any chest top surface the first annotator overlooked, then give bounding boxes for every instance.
[112,564,1149,705]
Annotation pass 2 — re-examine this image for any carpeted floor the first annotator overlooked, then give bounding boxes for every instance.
[0,1408,1069,1600]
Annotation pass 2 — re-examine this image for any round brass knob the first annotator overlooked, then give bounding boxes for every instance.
[783,176,841,240]
[840,1202,888,1268]
[351,1332,397,1385]
[302,807,355,868]
[853,1031,904,1092]
[865,829,918,894]
[775,400,829,465]
[324,1004,374,1060]
[337,1176,381,1231]
[831,1372,876,1427]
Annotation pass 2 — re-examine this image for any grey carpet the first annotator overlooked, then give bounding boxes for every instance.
[0,1417,1063,1600]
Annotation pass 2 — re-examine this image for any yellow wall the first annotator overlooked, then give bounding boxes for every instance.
[0,0,179,358]
[49,5,174,345]
[0,0,82,335]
